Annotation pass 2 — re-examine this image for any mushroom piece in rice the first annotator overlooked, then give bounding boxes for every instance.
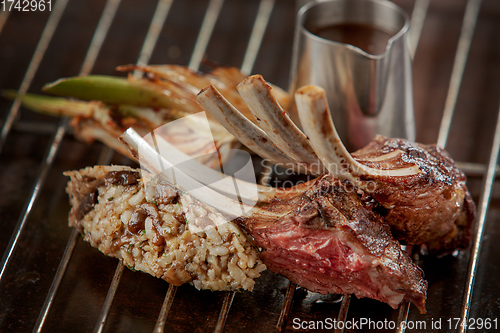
[64,165,266,291]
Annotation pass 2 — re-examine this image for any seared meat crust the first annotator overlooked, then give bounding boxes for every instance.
[353,135,475,252]
[238,174,427,313]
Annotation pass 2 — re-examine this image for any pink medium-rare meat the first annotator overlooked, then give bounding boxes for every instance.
[236,174,427,313]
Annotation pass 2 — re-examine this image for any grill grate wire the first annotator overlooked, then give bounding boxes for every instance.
[0,0,498,332]
[459,93,500,333]
[0,0,69,152]
[0,0,71,283]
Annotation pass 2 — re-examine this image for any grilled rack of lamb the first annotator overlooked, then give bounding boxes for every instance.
[197,75,476,256]
[61,73,476,315]
[115,129,429,311]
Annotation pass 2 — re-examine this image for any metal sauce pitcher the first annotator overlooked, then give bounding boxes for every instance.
[289,0,415,151]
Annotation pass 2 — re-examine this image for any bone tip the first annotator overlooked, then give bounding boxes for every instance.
[123,127,137,136]
[237,74,269,91]
[196,85,217,99]
[117,135,140,159]
[295,85,326,100]
[197,85,211,96]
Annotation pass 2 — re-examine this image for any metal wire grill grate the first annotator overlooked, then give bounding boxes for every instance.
[0,0,499,332]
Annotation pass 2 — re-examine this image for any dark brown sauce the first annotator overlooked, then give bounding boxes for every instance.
[309,23,393,55]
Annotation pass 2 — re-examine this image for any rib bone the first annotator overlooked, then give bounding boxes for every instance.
[237,75,326,176]
[119,128,313,214]
[119,128,258,218]
[196,85,308,174]
[294,85,422,186]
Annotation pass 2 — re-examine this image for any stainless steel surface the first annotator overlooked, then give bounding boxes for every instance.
[0,0,499,332]
[289,0,415,151]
